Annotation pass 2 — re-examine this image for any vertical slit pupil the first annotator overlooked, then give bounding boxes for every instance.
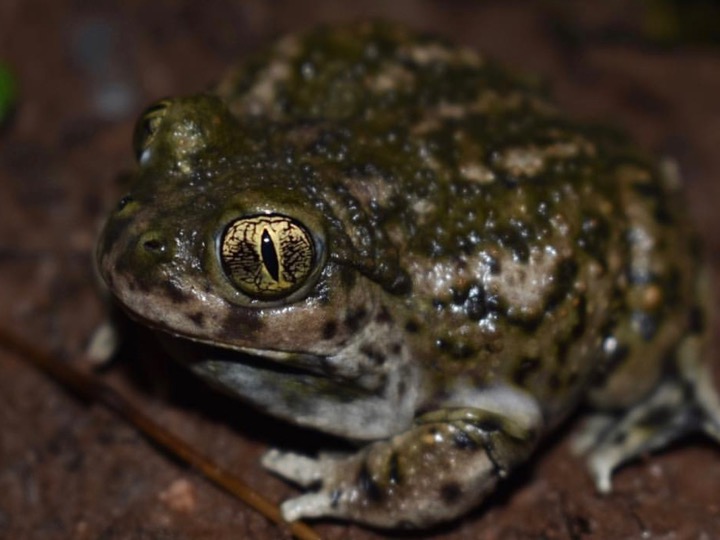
[261,230,280,282]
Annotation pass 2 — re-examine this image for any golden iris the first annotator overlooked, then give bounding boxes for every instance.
[220,214,315,299]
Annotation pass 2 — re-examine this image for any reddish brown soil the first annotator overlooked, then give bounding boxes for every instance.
[1,2,719,539]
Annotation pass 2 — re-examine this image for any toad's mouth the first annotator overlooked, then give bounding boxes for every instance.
[160,332,334,379]
[130,309,334,378]
[109,292,337,379]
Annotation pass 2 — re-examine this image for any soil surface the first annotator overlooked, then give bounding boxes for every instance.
[1,2,719,539]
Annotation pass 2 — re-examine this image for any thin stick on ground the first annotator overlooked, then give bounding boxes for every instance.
[0,325,322,540]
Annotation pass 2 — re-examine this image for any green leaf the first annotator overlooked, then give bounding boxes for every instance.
[0,63,18,122]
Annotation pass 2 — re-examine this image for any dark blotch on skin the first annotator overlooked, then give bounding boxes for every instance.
[440,482,462,505]
[653,202,675,226]
[557,295,586,367]
[220,308,263,339]
[322,320,338,339]
[451,286,467,305]
[556,339,570,367]
[630,180,675,225]
[512,357,541,387]
[338,266,357,289]
[360,344,386,365]
[688,306,705,334]
[637,406,675,429]
[496,224,530,262]
[486,254,501,275]
[397,380,406,399]
[664,268,682,306]
[506,311,544,333]
[571,294,588,339]
[386,268,413,295]
[344,306,368,332]
[405,319,420,333]
[631,179,663,200]
[450,341,475,360]
[544,258,578,313]
[567,514,593,536]
[466,283,489,321]
[163,280,192,304]
[578,214,610,264]
[375,305,393,323]
[358,463,384,502]
[188,311,205,326]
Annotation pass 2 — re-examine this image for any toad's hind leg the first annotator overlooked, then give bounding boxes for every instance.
[577,158,720,490]
[575,331,720,493]
[262,405,541,528]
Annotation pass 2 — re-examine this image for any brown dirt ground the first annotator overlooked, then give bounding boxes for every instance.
[1,1,719,539]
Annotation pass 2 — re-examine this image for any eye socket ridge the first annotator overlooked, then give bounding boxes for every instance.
[220,213,317,300]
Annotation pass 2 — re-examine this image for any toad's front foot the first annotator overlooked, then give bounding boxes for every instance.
[263,408,540,528]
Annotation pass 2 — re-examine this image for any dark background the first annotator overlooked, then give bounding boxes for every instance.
[1,1,719,538]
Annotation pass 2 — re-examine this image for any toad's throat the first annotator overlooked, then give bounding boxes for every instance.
[155,333,415,440]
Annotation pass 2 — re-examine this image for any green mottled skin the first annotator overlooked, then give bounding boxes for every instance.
[97,22,718,528]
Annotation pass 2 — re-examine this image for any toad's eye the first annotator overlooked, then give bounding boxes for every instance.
[220,214,316,299]
[133,99,171,162]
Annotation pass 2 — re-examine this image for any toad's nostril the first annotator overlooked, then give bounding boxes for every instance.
[142,238,165,252]
[138,231,168,255]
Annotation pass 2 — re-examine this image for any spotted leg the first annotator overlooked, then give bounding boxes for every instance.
[262,407,540,528]
[574,364,720,493]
